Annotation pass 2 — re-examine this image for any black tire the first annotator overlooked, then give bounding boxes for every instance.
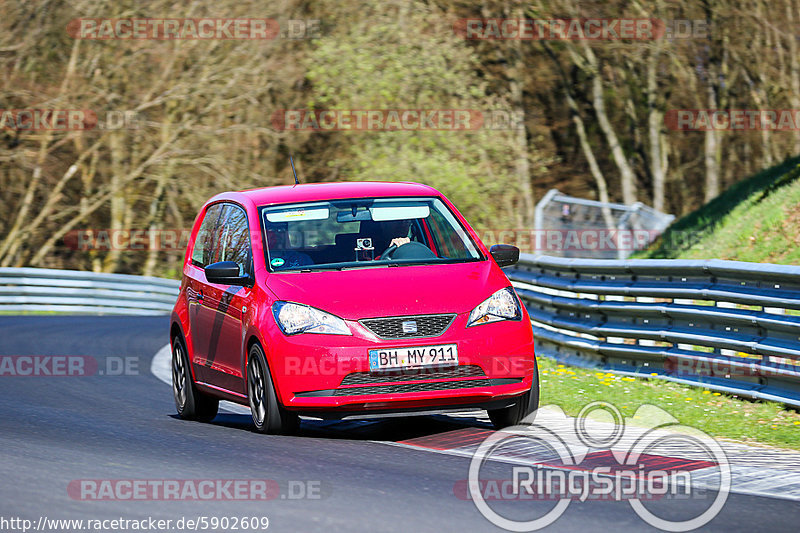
[488,361,539,429]
[247,343,299,435]
[172,334,219,422]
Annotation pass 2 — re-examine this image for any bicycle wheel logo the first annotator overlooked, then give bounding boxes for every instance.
[467,402,730,531]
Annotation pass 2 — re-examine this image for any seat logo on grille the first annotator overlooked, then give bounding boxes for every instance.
[401,320,418,333]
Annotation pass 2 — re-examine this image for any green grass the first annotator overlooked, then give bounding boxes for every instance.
[639,155,800,263]
[538,357,800,450]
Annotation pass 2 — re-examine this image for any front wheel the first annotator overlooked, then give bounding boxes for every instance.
[247,343,299,435]
[488,362,539,429]
[172,334,219,422]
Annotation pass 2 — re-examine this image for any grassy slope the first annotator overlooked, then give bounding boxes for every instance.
[544,157,800,450]
[639,155,800,263]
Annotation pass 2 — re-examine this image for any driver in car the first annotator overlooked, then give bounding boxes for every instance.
[385,218,412,248]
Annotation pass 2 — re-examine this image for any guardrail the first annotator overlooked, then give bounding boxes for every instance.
[506,255,800,407]
[0,267,179,315]
[4,260,800,406]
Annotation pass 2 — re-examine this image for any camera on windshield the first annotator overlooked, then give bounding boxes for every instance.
[355,238,374,261]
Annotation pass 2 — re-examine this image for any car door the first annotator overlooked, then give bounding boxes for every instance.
[200,203,254,396]
[187,203,224,384]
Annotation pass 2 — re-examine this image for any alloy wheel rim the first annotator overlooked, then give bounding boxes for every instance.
[172,342,187,408]
[248,355,267,425]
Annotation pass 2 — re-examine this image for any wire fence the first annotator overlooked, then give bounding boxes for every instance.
[533,189,675,259]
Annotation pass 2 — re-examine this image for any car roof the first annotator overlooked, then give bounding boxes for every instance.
[215,181,442,207]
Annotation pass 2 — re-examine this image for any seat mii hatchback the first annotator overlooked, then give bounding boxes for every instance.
[171,182,538,433]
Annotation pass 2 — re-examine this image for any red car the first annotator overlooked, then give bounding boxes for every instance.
[170,181,538,433]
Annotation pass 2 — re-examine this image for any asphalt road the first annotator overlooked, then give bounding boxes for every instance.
[0,315,797,532]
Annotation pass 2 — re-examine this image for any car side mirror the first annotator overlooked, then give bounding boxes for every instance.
[205,261,252,286]
[489,244,520,268]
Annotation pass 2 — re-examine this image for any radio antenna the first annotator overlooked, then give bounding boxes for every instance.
[290,156,299,186]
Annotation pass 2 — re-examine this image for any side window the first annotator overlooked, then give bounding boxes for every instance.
[217,204,252,276]
[191,204,224,267]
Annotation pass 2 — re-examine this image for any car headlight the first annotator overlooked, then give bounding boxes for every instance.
[272,301,351,335]
[467,287,521,327]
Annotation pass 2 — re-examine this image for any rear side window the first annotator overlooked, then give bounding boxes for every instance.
[190,204,224,267]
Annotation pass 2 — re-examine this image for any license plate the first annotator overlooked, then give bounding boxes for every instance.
[368,344,458,371]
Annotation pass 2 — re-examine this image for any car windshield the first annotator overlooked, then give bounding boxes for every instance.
[260,196,482,271]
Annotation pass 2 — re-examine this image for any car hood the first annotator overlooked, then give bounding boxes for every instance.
[265,260,509,319]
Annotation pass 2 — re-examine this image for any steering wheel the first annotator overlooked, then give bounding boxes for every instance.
[379,244,399,260]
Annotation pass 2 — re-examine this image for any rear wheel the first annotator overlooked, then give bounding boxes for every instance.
[247,343,299,435]
[172,335,219,422]
[488,362,539,429]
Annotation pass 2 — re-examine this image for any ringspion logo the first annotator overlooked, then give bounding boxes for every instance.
[466,402,730,531]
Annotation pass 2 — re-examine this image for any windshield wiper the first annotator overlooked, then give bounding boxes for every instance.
[339,264,390,270]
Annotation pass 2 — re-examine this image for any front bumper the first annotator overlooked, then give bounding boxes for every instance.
[263,311,536,413]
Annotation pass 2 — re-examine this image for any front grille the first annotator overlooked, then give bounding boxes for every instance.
[359,313,456,339]
[340,365,485,386]
[334,379,492,396]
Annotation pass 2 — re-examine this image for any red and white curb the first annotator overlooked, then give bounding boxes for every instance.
[390,407,800,502]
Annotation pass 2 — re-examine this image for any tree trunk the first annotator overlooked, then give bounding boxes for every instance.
[647,43,667,212]
[508,5,535,227]
[579,43,638,205]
